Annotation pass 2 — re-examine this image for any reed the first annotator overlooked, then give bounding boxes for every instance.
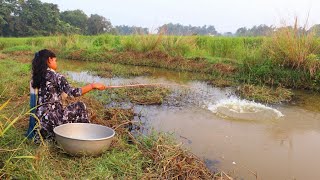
[0,99,37,178]
[263,17,320,76]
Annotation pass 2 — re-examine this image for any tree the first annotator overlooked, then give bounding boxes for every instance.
[235,25,274,37]
[115,25,149,35]
[0,0,115,36]
[60,10,88,33]
[235,27,248,36]
[223,32,233,37]
[157,23,218,36]
[0,0,17,36]
[87,14,112,35]
[57,19,81,35]
[309,24,320,36]
[13,0,60,36]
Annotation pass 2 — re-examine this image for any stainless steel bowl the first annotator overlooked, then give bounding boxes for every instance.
[53,123,115,156]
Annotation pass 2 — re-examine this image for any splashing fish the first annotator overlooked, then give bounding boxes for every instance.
[208,97,284,121]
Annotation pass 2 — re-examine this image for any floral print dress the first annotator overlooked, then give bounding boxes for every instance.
[34,69,89,142]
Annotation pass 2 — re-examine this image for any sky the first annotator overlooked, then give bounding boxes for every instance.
[42,0,320,33]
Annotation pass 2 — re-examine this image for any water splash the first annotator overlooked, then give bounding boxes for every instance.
[208,97,284,121]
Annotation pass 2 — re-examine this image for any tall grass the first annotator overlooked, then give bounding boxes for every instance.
[0,99,37,179]
[0,60,30,103]
[1,31,320,89]
[0,35,263,59]
[263,17,320,76]
[195,36,264,61]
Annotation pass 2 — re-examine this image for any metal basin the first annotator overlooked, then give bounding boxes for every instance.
[53,123,115,156]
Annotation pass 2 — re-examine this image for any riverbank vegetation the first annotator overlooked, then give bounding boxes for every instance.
[1,59,226,179]
[1,16,320,178]
[236,85,293,104]
[1,21,320,92]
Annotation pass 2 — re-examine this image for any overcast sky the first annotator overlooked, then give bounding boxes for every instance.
[42,0,320,33]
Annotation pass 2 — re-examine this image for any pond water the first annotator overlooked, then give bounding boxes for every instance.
[65,62,320,180]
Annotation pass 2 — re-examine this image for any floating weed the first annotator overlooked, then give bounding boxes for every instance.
[236,84,293,104]
[93,86,171,105]
[92,63,152,78]
[126,86,171,105]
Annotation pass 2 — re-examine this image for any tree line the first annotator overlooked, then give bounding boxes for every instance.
[0,0,223,37]
[234,24,320,37]
[1,0,320,37]
[0,0,115,36]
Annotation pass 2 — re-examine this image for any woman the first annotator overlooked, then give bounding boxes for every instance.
[30,49,106,142]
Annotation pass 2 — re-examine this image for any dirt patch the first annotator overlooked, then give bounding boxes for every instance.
[208,78,234,88]
[66,49,85,60]
[6,51,34,56]
[213,63,237,74]
[0,53,7,60]
[145,50,170,59]
[189,57,207,61]
[12,56,33,63]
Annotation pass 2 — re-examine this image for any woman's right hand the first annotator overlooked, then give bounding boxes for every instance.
[91,83,106,90]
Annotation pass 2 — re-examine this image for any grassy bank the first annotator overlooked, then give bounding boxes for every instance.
[1,31,320,91]
[1,26,320,102]
[0,58,226,179]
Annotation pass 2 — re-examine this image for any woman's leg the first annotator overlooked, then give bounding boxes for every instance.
[34,111,62,143]
[62,101,90,123]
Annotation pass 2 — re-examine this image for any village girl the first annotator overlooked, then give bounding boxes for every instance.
[27,49,106,142]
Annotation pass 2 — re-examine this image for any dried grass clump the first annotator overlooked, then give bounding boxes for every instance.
[127,87,170,105]
[137,134,216,180]
[237,84,293,103]
[208,78,234,88]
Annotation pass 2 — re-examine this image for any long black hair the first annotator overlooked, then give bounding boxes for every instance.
[32,49,56,88]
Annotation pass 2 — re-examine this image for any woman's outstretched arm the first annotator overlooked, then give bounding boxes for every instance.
[81,83,106,95]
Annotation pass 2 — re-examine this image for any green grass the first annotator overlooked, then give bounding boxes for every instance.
[0,58,214,179]
[263,18,320,75]
[0,122,152,179]
[1,45,33,53]
[0,35,263,60]
[0,60,30,103]
[0,33,320,90]
[0,59,150,179]
[236,60,320,89]
[1,127,150,179]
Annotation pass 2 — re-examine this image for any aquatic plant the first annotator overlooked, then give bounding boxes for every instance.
[236,84,293,103]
